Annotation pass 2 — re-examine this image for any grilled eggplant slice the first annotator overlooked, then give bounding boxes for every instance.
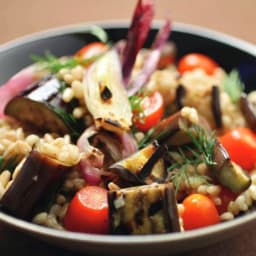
[149,107,200,146]
[4,76,83,137]
[108,183,180,234]
[0,150,72,219]
[240,93,256,132]
[108,142,167,187]
[211,142,251,193]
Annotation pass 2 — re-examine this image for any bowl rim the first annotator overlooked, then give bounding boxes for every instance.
[0,20,255,56]
[0,20,256,246]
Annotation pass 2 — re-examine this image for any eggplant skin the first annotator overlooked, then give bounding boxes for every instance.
[108,143,167,187]
[0,150,71,219]
[108,183,180,234]
[4,76,83,137]
[211,142,251,193]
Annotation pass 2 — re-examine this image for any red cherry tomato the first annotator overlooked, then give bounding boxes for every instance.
[178,53,218,75]
[75,42,108,60]
[216,187,237,214]
[219,127,256,171]
[133,91,164,132]
[182,194,220,230]
[63,186,109,234]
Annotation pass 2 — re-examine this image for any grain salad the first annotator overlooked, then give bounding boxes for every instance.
[0,0,256,235]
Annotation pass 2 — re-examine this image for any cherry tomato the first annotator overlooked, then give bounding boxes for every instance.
[216,187,237,214]
[182,194,220,230]
[63,186,109,234]
[219,127,256,171]
[75,42,108,60]
[133,91,164,132]
[178,53,218,75]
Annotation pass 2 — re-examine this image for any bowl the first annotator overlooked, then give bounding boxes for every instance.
[0,21,256,256]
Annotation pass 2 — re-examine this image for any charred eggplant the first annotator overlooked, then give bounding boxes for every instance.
[108,183,180,234]
[4,76,83,137]
[108,142,167,187]
[149,107,200,146]
[0,150,72,219]
[211,142,251,193]
[240,93,256,132]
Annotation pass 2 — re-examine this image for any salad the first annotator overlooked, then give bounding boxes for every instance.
[0,0,256,235]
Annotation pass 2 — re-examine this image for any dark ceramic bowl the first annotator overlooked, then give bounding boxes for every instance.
[0,21,256,256]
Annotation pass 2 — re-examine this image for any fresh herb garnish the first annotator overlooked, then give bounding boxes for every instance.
[167,126,216,194]
[31,26,109,73]
[0,156,19,174]
[52,106,82,140]
[137,128,155,149]
[129,90,147,113]
[0,156,3,171]
[223,69,244,103]
[87,25,109,43]
[186,125,216,166]
[31,51,78,73]
[129,90,149,128]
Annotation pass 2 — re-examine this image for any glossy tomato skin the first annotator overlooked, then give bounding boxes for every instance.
[75,42,107,60]
[219,127,256,171]
[134,91,164,132]
[63,186,109,234]
[182,194,220,230]
[178,53,218,75]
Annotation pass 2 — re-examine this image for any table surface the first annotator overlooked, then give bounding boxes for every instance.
[0,0,256,255]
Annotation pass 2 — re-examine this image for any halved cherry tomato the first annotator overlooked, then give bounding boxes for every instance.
[63,186,109,234]
[75,42,108,60]
[178,53,218,75]
[219,127,256,171]
[133,91,164,132]
[182,193,220,230]
[216,187,237,214]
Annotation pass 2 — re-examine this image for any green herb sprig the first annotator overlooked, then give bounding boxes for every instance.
[31,51,78,73]
[167,126,216,194]
[223,69,244,103]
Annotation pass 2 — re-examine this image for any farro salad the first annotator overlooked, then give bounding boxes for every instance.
[0,0,256,235]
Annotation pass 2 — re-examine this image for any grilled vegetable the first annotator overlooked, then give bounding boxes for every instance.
[0,150,72,219]
[5,76,83,137]
[83,49,132,134]
[121,0,154,84]
[211,85,222,128]
[211,142,251,193]
[240,93,256,131]
[127,18,171,96]
[0,64,47,118]
[108,142,167,187]
[149,107,200,146]
[175,84,186,110]
[108,183,180,234]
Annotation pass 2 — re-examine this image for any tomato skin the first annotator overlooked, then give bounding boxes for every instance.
[134,91,164,132]
[63,186,109,234]
[178,53,218,75]
[182,194,220,230]
[219,127,256,171]
[75,42,107,60]
[217,187,237,214]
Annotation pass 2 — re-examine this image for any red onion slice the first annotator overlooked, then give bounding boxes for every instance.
[121,0,154,85]
[0,65,46,118]
[127,18,171,96]
[77,126,104,185]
